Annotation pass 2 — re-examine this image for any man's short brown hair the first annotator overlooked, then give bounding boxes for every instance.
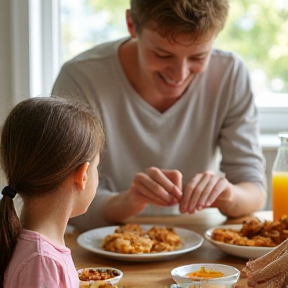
[130,0,229,42]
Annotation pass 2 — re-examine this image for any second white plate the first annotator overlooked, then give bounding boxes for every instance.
[205,224,274,259]
[77,225,203,262]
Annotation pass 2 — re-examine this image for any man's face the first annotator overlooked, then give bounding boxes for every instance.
[136,28,215,99]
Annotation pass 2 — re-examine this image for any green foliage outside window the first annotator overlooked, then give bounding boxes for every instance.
[215,0,288,94]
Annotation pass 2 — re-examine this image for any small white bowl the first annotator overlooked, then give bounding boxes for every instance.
[171,263,240,287]
[78,267,123,287]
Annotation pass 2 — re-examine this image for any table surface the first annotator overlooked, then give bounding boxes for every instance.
[65,208,272,288]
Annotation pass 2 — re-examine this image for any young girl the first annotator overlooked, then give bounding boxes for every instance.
[0,96,105,288]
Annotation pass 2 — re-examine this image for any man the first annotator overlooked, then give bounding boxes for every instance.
[52,0,266,230]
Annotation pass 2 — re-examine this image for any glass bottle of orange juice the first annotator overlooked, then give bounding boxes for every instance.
[272,132,288,221]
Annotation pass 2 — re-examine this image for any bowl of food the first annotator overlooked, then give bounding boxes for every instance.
[171,263,240,287]
[78,267,123,287]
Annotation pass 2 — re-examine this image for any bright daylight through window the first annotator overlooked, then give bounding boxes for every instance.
[60,0,288,109]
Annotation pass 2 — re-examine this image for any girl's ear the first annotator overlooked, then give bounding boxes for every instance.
[74,162,90,191]
[126,9,137,38]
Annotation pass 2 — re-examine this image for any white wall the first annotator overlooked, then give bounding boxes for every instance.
[0,0,13,188]
[0,0,14,121]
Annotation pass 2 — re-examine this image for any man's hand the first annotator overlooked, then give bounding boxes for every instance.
[179,171,232,213]
[128,167,183,207]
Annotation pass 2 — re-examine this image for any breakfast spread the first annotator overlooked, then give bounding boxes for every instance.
[101,223,182,254]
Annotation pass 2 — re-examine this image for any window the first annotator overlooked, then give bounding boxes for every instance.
[11,0,288,134]
[215,0,288,108]
[60,0,288,109]
[60,0,129,63]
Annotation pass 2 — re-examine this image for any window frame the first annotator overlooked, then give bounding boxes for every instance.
[11,0,60,101]
[11,0,288,135]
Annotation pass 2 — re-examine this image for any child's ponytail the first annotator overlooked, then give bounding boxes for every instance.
[0,187,22,288]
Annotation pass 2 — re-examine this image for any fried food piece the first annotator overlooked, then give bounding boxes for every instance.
[211,228,242,244]
[101,232,154,254]
[101,225,183,254]
[234,235,276,247]
[147,227,182,252]
[114,223,144,235]
[211,216,288,247]
[240,219,263,238]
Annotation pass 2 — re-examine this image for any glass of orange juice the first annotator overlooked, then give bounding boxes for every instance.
[272,133,288,221]
[272,172,288,221]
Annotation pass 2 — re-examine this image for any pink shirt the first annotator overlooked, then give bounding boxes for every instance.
[4,229,79,288]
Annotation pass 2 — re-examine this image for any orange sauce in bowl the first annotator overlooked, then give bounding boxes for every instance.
[187,267,224,279]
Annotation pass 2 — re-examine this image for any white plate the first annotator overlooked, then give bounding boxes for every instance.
[205,224,274,259]
[77,225,203,262]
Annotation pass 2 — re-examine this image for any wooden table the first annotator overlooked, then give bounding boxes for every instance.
[65,208,272,287]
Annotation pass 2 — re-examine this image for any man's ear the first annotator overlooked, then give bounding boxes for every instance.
[74,162,90,191]
[126,9,137,38]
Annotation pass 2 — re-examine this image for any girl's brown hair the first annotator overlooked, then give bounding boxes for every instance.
[0,96,104,286]
[130,0,229,42]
